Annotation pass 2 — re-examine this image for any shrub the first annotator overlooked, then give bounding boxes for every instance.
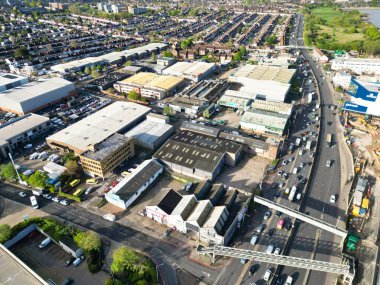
[58,191,81,202]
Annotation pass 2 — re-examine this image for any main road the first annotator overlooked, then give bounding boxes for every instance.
[279,14,346,285]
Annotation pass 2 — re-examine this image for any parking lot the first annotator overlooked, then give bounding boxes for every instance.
[10,231,107,285]
[213,108,242,128]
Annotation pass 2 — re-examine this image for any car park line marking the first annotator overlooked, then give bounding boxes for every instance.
[213,259,231,285]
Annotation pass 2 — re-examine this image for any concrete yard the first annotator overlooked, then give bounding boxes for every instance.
[215,153,270,194]
[213,108,242,128]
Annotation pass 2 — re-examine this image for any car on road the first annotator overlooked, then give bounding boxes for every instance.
[240,258,248,264]
[268,228,275,237]
[250,235,258,245]
[330,195,336,203]
[52,197,60,202]
[300,162,304,168]
[264,211,272,220]
[43,194,52,199]
[288,157,294,161]
[19,192,27,197]
[278,170,284,176]
[266,244,274,254]
[282,160,288,166]
[256,224,265,233]
[326,160,331,167]
[282,173,288,180]
[274,247,281,255]
[248,265,257,276]
[263,269,273,281]
[60,200,69,206]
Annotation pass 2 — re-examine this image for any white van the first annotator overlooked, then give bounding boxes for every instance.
[29,152,39,160]
[266,244,274,254]
[285,275,293,285]
[39,237,51,249]
[293,167,298,174]
[263,269,272,281]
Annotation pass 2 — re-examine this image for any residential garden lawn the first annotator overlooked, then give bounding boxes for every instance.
[311,7,340,25]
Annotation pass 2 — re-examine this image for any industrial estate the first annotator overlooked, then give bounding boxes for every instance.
[0,1,379,285]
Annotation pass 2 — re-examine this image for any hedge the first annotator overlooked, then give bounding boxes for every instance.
[58,191,81,202]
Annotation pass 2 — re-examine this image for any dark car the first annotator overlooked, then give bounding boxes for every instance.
[60,278,73,285]
[268,228,275,237]
[275,210,282,217]
[301,178,307,184]
[249,265,257,276]
[275,277,284,285]
[285,222,292,231]
[274,192,280,199]
[65,257,75,267]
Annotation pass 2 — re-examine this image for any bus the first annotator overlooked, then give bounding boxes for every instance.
[326,134,332,147]
[73,188,85,197]
[69,179,80,188]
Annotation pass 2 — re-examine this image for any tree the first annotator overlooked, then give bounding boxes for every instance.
[64,160,81,176]
[84,67,91,75]
[14,47,28,59]
[0,163,17,181]
[30,0,36,7]
[233,51,242,62]
[69,40,78,49]
[162,50,174,58]
[0,224,11,243]
[128,90,140,101]
[265,35,278,46]
[27,171,48,189]
[74,230,101,252]
[91,70,101,79]
[163,105,172,116]
[151,52,157,62]
[124,60,133,66]
[111,246,147,274]
[62,152,76,164]
[36,0,41,6]
[239,45,247,55]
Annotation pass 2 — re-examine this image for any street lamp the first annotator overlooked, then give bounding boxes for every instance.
[156,263,164,281]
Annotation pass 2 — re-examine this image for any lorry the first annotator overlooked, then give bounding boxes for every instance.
[306,93,312,103]
[295,138,301,147]
[30,196,39,209]
[305,140,312,150]
[288,186,297,201]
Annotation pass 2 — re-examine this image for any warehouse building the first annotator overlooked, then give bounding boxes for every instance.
[181,80,229,102]
[343,79,380,117]
[113,72,185,100]
[105,159,163,209]
[167,195,198,233]
[331,58,380,75]
[228,65,295,102]
[251,99,293,116]
[0,114,50,161]
[163,61,216,83]
[165,96,209,117]
[46,101,150,155]
[240,109,289,137]
[124,114,174,150]
[0,78,75,115]
[153,130,242,180]
[218,89,254,109]
[80,134,135,178]
[0,73,29,92]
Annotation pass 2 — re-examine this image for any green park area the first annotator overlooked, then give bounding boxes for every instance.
[303,6,380,55]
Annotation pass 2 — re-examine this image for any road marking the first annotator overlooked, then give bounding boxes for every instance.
[213,259,231,285]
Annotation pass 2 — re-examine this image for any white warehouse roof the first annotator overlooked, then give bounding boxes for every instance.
[0,73,29,92]
[46,101,150,154]
[163,61,215,78]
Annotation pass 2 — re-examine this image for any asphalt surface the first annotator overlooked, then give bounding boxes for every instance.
[279,14,345,285]
[0,183,224,285]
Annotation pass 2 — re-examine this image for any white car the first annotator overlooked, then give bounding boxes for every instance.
[23,144,33,149]
[19,192,27,197]
[326,160,331,167]
[250,235,258,245]
[52,197,60,202]
[60,199,69,206]
[43,194,52,200]
[330,195,336,203]
[274,247,281,255]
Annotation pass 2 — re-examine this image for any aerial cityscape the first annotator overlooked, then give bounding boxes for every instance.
[0,0,379,285]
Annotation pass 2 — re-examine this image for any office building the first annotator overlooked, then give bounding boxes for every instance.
[0,78,75,115]
[114,72,184,100]
[105,159,163,209]
[46,101,150,155]
[80,134,135,178]
[332,71,352,89]
[0,114,50,161]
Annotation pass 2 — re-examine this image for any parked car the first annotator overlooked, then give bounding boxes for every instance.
[60,200,69,206]
[43,194,52,199]
[250,235,258,245]
[19,192,27,197]
[52,197,60,202]
[60,277,73,285]
[267,228,275,237]
[274,247,281,255]
[39,237,52,249]
[73,256,84,266]
[256,224,265,233]
[264,211,272,220]
[65,257,75,267]
[263,269,273,281]
[330,194,336,203]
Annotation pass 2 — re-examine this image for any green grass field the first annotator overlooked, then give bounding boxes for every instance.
[318,25,365,44]
[311,7,340,26]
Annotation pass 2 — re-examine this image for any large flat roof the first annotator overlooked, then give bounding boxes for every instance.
[121,72,184,91]
[241,109,289,130]
[0,77,74,103]
[230,65,296,84]
[163,61,215,77]
[0,73,28,87]
[0,114,49,144]
[47,101,150,154]
[0,244,47,285]
[124,119,173,146]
